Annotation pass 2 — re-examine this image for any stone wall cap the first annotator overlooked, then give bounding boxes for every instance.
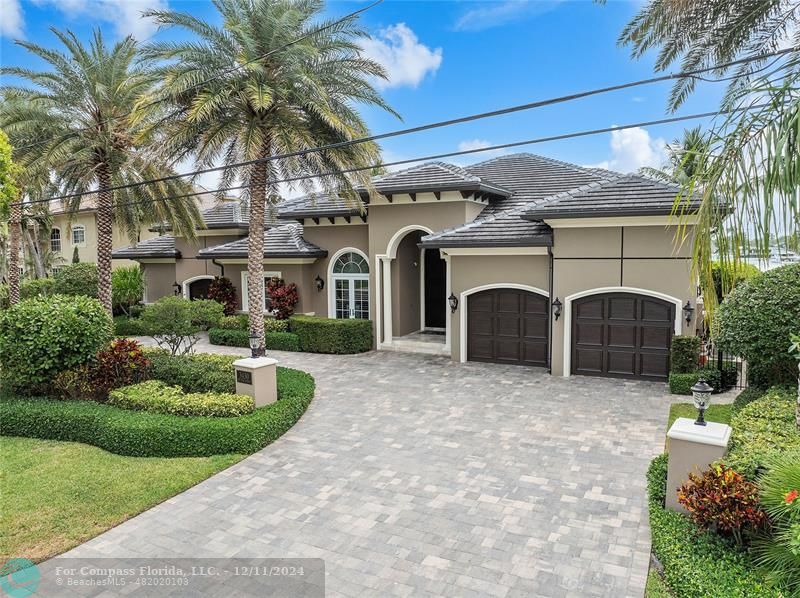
[233,357,279,368]
[667,417,732,447]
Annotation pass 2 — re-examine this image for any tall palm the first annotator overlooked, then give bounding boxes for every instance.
[0,129,20,303]
[0,29,202,314]
[639,126,710,185]
[144,0,395,348]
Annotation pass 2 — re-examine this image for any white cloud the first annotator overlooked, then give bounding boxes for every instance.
[588,126,668,173]
[31,0,167,39]
[454,0,564,33]
[631,96,645,103]
[360,23,442,89]
[454,139,506,164]
[1,0,24,39]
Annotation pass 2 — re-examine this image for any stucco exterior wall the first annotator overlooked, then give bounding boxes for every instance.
[223,262,316,314]
[142,263,178,303]
[447,254,550,362]
[174,235,240,284]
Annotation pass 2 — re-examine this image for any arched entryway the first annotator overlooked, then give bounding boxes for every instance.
[183,275,215,300]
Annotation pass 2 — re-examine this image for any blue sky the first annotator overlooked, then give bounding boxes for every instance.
[1,0,727,191]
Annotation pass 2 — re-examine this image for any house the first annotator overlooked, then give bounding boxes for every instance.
[114,153,701,380]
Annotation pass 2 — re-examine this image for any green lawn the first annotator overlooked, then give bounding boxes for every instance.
[0,436,242,562]
[666,402,733,430]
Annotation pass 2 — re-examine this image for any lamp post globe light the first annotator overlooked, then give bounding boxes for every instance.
[691,377,713,426]
[248,333,261,359]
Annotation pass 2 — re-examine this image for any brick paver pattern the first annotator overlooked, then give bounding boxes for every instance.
[60,338,671,597]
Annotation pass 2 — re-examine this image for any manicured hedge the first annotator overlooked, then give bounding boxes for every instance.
[144,349,239,394]
[0,366,314,457]
[671,336,701,374]
[108,380,254,417]
[646,454,777,598]
[217,315,289,333]
[207,328,300,352]
[725,387,799,479]
[668,366,723,395]
[289,315,372,354]
[113,316,148,337]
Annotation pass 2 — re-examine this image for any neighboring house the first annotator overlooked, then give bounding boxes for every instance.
[114,153,702,380]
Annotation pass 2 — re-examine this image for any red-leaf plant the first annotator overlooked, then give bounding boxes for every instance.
[266,277,299,320]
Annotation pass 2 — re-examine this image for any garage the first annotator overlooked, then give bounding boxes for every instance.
[467,288,548,366]
[571,292,674,380]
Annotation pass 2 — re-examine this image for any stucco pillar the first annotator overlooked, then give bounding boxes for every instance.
[442,252,452,351]
[233,357,278,408]
[381,256,393,344]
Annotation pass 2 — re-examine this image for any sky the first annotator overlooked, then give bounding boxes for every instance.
[0,0,728,193]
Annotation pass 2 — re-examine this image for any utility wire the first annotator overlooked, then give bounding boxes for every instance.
[10,0,384,153]
[29,46,797,206]
[25,104,764,214]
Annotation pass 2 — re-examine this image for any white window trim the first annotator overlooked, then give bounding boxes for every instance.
[71,224,86,247]
[50,228,62,253]
[459,283,549,363]
[561,286,683,378]
[182,275,216,299]
[327,247,370,319]
[240,270,282,313]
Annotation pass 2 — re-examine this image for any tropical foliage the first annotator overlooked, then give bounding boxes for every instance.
[112,266,145,316]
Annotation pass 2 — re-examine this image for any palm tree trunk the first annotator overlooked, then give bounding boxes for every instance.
[246,141,270,352]
[8,200,21,304]
[95,163,114,315]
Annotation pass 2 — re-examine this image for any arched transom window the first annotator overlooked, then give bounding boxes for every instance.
[331,251,369,319]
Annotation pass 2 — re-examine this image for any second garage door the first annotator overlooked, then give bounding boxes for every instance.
[467,288,548,367]
[571,293,674,380]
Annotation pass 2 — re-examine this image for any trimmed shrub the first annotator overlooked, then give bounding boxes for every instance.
[108,380,254,417]
[646,455,777,598]
[112,266,144,316]
[218,315,248,330]
[208,328,300,352]
[207,276,237,316]
[0,366,315,457]
[712,260,760,304]
[145,349,237,394]
[731,386,766,415]
[140,296,199,356]
[668,366,723,395]
[20,277,56,300]
[113,316,148,337]
[677,463,766,544]
[0,294,112,392]
[53,263,98,298]
[726,387,800,479]
[189,298,225,331]
[290,315,372,354]
[266,277,298,319]
[265,318,290,333]
[714,263,800,387]
[671,335,701,374]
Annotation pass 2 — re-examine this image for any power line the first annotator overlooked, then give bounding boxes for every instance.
[10,0,384,153]
[31,46,797,206]
[26,104,764,214]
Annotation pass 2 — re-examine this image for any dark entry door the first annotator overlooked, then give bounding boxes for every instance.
[571,293,674,380]
[467,288,548,366]
[424,249,446,328]
[188,278,212,300]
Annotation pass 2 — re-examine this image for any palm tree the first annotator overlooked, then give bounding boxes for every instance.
[143,0,395,349]
[0,29,202,314]
[0,129,20,303]
[638,126,710,185]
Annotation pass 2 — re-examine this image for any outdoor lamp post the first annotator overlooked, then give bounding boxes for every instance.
[552,297,563,321]
[691,377,713,426]
[448,293,459,313]
[248,333,261,359]
[683,300,695,325]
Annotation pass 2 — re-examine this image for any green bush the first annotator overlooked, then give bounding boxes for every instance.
[714,263,800,387]
[265,318,290,333]
[189,299,225,331]
[112,266,144,316]
[113,316,148,336]
[712,260,761,304]
[108,380,254,417]
[0,366,314,457]
[671,336,701,374]
[218,315,248,330]
[20,278,56,300]
[289,315,372,354]
[145,349,238,394]
[208,328,300,352]
[646,454,778,598]
[140,296,200,356]
[726,387,800,479]
[53,263,98,298]
[731,387,766,415]
[0,294,112,392]
[668,366,723,395]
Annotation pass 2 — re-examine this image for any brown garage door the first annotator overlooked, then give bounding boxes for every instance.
[467,289,548,366]
[571,293,674,380]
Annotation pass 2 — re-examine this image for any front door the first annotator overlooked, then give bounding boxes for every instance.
[188,278,212,300]
[424,249,446,328]
[335,278,369,319]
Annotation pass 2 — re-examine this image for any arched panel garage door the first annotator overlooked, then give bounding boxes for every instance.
[571,293,675,380]
[467,289,548,366]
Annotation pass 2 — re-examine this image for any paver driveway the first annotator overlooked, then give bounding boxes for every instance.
[61,346,672,597]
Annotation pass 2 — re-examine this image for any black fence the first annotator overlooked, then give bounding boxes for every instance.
[699,337,748,390]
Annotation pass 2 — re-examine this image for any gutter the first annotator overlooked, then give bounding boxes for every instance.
[547,246,554,374]
[212,259,225,278]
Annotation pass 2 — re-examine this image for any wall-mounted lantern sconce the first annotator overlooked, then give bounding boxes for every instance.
[448,292,459,313]
[314,275,324,292]
[683,300,695,324]
[552,297,563,321]
[173,281,181,296]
